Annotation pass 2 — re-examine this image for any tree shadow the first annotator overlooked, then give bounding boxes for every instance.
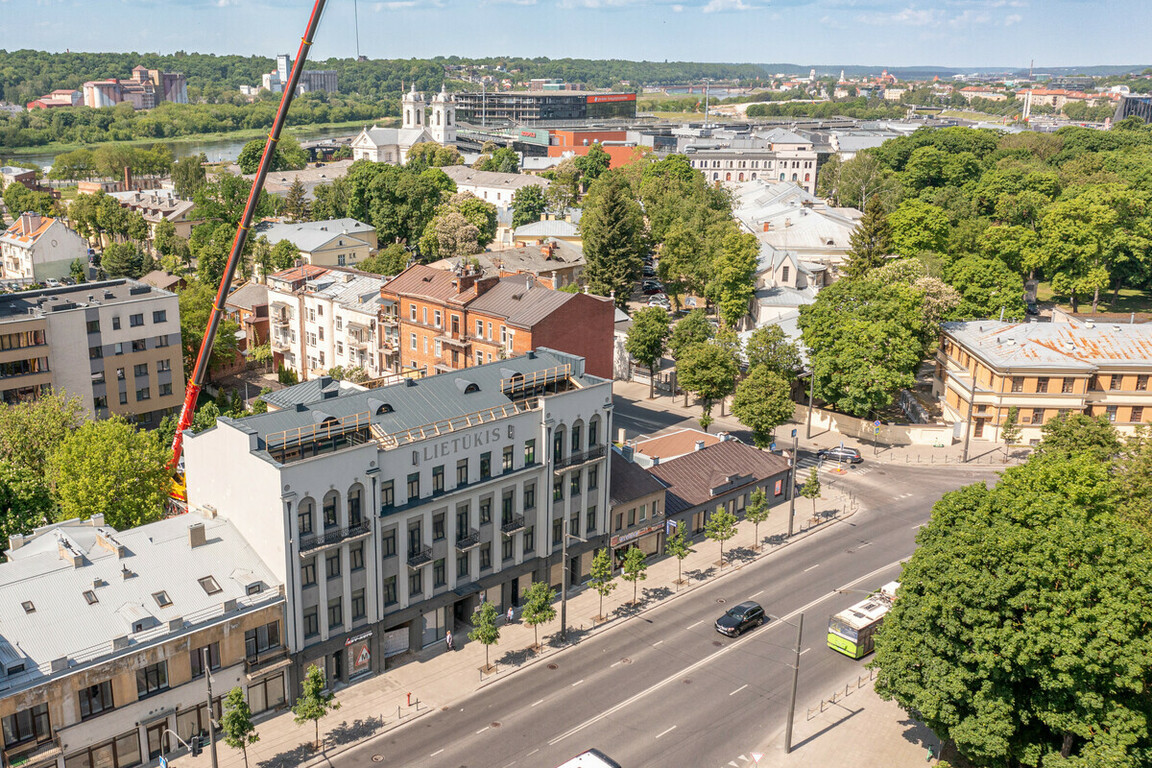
[494,645,536,668]
[725,545,757,564]
[683,565,716,582]
[641,584,672,603]
[896,715,939,751]
[546,625,591,647]
[766,533,787,546]
[256,741,315,768]
[325,715,384,748]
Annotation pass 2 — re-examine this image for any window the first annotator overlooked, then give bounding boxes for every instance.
[553,476,563,502]
[132,340,146,352]
[410,332,417,350]
[571,425,582,453]
[628,507,636,526]
[326,550,341,579]
[640,502,648,522]
[79,681,114,719]
[524,483,536,510]
[781,265,790,282]
[422,307,428,325]
[190,643,221,678]
[434,558,446,587]
[1032,408,1045,425]
[434,310,442,328]
[136,387,150,401]
[152,310,166,324]
[301,557,317,586]
[588,466,599,490]
[589,420,599,447]
[553,518,563,548]
[475,319,483,338]
[153,590,172,608]
[1111,375,1123,391]
[381,481,394,509]
[410,304,417,321]
[89,345,103,359]
[1132,406,1144,423]
[479,498,492,524]
[1137,375,1148,392]
[407,472,420,500]
[129,314,144,328]
[502,537,514,562]
[303,607,319,637]
[156,335,169,348]
[133,362,148,377]
[298,504,313,536]
[381,529,396,557]
[502,445,514,472]
[553,431,563,461]
[383,576,397,606]
[1106,405,1118,422]
[1037,377,1048,394]
[408,522,423,554]
[198,576,221,595]
[112,316,121,331]
[457,553,470,578]
[136,661,168,698]
[409,569,423,596]
[457,459,469,486]
[1089,375,1100,391]
[433,464,445,493]
[159,383,172,397]
[245,621,280,657]
[1010,376,1024,393]
[524,439,536,465]
[614,512,624,531]
[1062,377,1075,394]
[119,392,127,405]
[524,526,534,555]
[352,589,366,620]
[586,506,597,534]
[570,469,581,495]
[87,319,100,334]
[480,452,491,479]
[328,598,343,629]
[433,513,445,540]
[350,544,365,571]
[2,703,49,746]
[479,544,492,570]
[487,322,493,340]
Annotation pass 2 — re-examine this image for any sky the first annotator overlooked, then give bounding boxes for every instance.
[1,0,1148,70]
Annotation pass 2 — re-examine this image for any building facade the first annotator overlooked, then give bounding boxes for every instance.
[0,214,88,284]
[253,219,378,270]
[0,280,184,425]
[350,88,454,164]
[183,350,613,688]
[0,514,285,768]
[452,91,636,123]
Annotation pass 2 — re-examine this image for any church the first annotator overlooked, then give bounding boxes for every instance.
[350,86,457,165]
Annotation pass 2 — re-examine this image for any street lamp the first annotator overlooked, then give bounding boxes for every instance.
[767,612,805,755]
[786,428,798,537]
[801,369,816,440]
[202,647,220,768]
[559,521,587,639]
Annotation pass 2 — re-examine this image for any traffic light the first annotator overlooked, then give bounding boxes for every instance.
[189,736,201,757]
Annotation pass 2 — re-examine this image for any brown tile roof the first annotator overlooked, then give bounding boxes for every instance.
[270,264,329,283]
[2,216,54,245]
[609,450,667,508]
[380,263,463,303]
[466,275,573,329]
[647,441,790,517]
[633,429,722,462]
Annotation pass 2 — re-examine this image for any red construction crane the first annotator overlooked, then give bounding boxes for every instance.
[169,0,329,473]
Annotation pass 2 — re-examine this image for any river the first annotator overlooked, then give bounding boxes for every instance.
[6,125,360,170]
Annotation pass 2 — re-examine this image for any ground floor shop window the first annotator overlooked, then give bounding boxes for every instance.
[248,674,286,714]
[64,731,141,768]
[176,699,222,743]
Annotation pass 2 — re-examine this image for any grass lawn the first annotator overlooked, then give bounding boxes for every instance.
[1036,282,1152,317]
[940,109,1016,123]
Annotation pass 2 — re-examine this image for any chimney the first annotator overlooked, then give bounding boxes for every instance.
[188,522,207,549]
[20,211,40,234]
[123,165,132,192]
[762,222,770,232]
[95,528,126,558]
[694,440,705,451]
[474,276,500,297]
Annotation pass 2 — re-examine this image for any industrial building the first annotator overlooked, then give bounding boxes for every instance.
[453,91,637,124]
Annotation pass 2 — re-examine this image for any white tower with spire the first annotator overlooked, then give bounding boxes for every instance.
[430,87,456,144]
[402,84,425,130]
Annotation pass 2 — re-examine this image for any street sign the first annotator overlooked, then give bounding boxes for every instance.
[791,428,797,438]
[770,442,777,452]
[159,757,168,768]
[874,420,881,427]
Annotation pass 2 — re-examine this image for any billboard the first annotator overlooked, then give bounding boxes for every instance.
[587,93,637,104]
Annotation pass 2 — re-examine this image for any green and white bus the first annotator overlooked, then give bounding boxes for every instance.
[827,581,899,659]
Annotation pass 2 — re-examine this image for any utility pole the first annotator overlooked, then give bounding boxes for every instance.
[961,389,975,463]
[560,514,569,638]
[203,648,219,768]
[787,428,798,537]
[784,613,804,754]
[805,371,815,440]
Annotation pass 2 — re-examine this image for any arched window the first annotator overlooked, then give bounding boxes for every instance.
[780,173,785,180]
[589,415,601,447]
[552,426,566,462]
[347,484,364,526]
[791,173,798,181]
[436,111,441,126]
[738,173,745,182]
[405,109,410,125]
[725,172,732,181]
[298,497,316,537]
[570,420,584,453]
[322,491,340,530]
[751,173,758,180]
[804,173,811,182]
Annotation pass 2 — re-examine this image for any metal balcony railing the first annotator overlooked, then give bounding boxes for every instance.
[407,544,433,569]
[553,445,606,472]
[500,515,526,536]
[244,646,290,676]
[455,528,481,552]
[3,737,62,768]
[298,519,370,554]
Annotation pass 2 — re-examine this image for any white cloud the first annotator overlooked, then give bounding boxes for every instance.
[702,0,756,10]
[1004,12,1022,23]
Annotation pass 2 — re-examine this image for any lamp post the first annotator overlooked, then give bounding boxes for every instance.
[787,428,798,537]
[559,520,588,640]
[767,612,805,755]
[159,729,196,768]
[804,370,815,440]
[203,647,219,768]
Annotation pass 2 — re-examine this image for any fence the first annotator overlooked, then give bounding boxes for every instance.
[796,404,956,448]
[807,667,878,720]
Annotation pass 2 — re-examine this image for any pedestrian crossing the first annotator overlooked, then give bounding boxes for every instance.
[796,454,875,477]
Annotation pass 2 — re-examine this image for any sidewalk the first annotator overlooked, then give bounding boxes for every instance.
[177,470,864,768]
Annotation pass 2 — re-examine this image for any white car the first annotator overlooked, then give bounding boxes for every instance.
[647,296,671,308]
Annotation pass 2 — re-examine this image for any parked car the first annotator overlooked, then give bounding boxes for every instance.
[642,283,664,295]
[1025,301,1039,316]
[642,266,657,278]
[817,446,863,464]
[647,296,671,309]
[715,601,766,637]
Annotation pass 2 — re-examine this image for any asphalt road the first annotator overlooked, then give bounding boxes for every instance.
[333,464,999,768]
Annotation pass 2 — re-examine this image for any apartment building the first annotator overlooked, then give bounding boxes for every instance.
[380,264,479,375]
[0,280,183,426]
[0,514,285,768]
[252,219,378,270]
[682,128,820,194]
[183,350,613,687]
[934,320,1152,444]
[0,213,88,284]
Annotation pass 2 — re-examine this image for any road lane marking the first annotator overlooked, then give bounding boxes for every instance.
[548,557,907,748]
[655,725,677,739]
[527,749,539,757]
[750,590,764,598]
[476,726,489,734]
[729,684,748,696]
[800,648,811,656]
[572,679,584,687]
[531,699,545,707]
[430,749,444,757]
[687,620,704,629]
[803,564,820,572]
[610,661,621,668]
[653,640,664,646]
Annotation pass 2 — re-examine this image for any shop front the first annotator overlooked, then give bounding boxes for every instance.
[610,522,666,568]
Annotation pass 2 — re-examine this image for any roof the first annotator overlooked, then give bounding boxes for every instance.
[609,449,667,507]
[254,218,374,253]
[0,515,280,695]
[0,279,175,322]
[355,126,432,149]
[260,375,367,410]
[466,274,574,328]
[269,264,329,283]
[139,270,183,291]
[381,263,464,303]
[943,320,1152,372]
[647,440,791,516]
[315,274,386,312]
[226,281,269,311]
[475,240,585,275]
[515,219,580,239]
[107,190,196,222]
[633,428,722,462]
[439,165,550,192]
[0,214,55,246]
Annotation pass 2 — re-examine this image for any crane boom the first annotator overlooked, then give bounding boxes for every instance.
[169,0,330,470]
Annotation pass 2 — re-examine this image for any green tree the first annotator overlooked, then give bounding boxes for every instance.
[474,146,520,174]
[511,184,547,228]
[945,254,1026,321]
[100,242,145,279]
[579,172,645,307]
[667,310,714,360]
[888,199,950,257]
[1000,406,1021,458]
[625,307,671,399]
[676,341,739,431]
[236,134,308,174]
[47,417,169,530]
[1037,413,1122,463]
[0,461,53,561]
[874,453,1152,768]
[283,178,311,222]
[732,366,794,448]
[704,505,738,568]
[707,231,758,329]
[292,664,340,750]
[837,152,902,210]
[620,547,648,605]
[357,243,410,276]
[842,195,892,279]
[221,687,259,768]
[574,143,611,181]
[800,467,821,518]
[469,600,501,669]
[744,487,770,551]
[0,391,85,473]
[406,142,464,170]
[179,280,241,380]
[419,209,480,261]
[193,169,275,228]
[270,239,299,271]
[171,154,208,199]
[742,324,802,379]
[656,219,709,306]
[588,548,617,621]
[520,580,557,648]
[664,527,694,586]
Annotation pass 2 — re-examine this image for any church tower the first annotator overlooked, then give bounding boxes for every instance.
[402,84,425,130]
[430,87,456,145]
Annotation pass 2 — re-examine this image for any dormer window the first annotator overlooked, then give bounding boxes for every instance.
[153,591,172,608]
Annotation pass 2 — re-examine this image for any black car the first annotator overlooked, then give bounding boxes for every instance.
[817,446,863,464]
[715,601,765,637]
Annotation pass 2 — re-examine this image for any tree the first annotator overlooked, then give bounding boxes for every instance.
[574,143,611,181]
[193,169,274,228]
[706,231,758,329]
[667,310,714,360]
[101,242,145,279]
[618,546,649,606]
[664,527,694,586]
[469,600,501,669]
[474,146,520,174]
[704,505,738,568]
[732,366,794,448]
[887,199,950,257]
[625,307,671,399]
[236,134,308,174]
[406,142,464,170]
[292,664,340,750]
[0,461,53,561]
[511,184,547,228]
[179,280,241,380]
[70,258,87,283]
[357,243,410,276]
[546,158,582,211]
[842,195,892,279]
[579,172,645,307]
[0,391,84,473]
[743,324,802,379]
[283,178,310,222]
[944,253,1026,321]
[171,154,208,199]
[520,580,556,649]
[1037,413,1122,463]
[271,239,299,271]
[744,487,770,550]
[47,417,170,530]
[1000,406,1021,458]
[799,467,821,518]
[837,152,902,210]
[675,341,739,431]
[588,548,617,621]
[874,453,1152,768]
[420,209,480,261]
[221,687,259,768]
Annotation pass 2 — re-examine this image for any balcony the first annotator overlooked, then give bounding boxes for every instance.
[455,528,482,552]
[380,314,399,327]
[244,647,291,680]
[270,333,291,352]
[3,737,62,768]
[271,304,291,326]
[437,332,470,349]
[348,334,370,350]
[500,515,526,536]
[407,544,433,569]
[298,519,371,555]
[553,445,607,473]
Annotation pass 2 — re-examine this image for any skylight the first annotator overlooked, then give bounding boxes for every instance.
[198,576,222,596]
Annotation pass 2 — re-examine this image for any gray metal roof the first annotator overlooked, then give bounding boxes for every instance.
[515,220,580,239]
[254,218,374,253]
[0,278,175,321]
[226,281,269,311]
[440,165,550,192]
[260,376,368,410]
[0,515,280,695]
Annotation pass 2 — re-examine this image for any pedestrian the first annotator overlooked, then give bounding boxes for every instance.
[445,630,454,651]
[507,606,515,624]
